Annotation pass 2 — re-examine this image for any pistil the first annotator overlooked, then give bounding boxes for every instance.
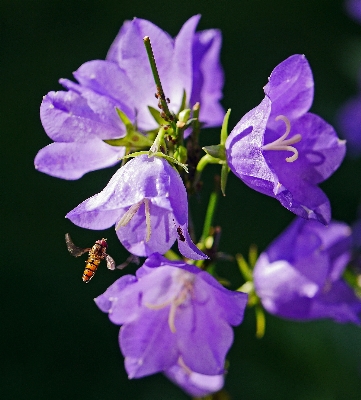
[262,115,302,162]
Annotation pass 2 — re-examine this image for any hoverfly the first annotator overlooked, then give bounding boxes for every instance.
[65,233,116,283]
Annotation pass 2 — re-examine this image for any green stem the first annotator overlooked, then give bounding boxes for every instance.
[255,304,266,339]
[143,36,176,130]
[200,191,219,243]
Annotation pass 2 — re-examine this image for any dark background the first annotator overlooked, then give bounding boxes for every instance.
[2,0,361,399]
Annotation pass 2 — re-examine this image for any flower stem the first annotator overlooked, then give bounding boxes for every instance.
[200,190,219,243]
[143,36,176,130]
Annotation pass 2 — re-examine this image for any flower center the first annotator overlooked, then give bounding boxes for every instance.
[262,115,302,162]
[115,198,151,242]
[144,271,195,333]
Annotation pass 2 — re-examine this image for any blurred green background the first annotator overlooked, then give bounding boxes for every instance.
[2,0,361,399]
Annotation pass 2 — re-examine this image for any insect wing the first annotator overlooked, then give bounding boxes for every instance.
[106,254,116,270]
[65,233,90,257]
[114,255,140,270]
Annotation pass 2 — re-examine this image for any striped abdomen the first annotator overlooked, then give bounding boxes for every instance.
[82,242,106,283]
[82,257,101,283]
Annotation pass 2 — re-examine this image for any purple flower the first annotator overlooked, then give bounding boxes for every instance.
[253,218,361,324]
[95,253,247,388]
[35,16,224,180]
[337,71,361,157]
[345,0,361,23]
[164,362,224,397]
[66,155,207,260]
[225,55,345,224]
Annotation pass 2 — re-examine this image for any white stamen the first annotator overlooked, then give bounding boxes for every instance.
[144,198,151,242]
[115,200,143,230]
[167,289,188,333]
[144,272,195,334]
[145,298,173,310]
[262,115,302,162]
[168,301,178,333]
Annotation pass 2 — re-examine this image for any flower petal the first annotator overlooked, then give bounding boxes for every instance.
[177,289,233,375]
[121,307,179,378]
[70,60,136,123]
[176,225,208,260]
[226,96,276,197]
[264,113,346,185]
[40,90,122,142]
[164,363,224,397]
[168,15,200,113]
[264,54,314,129]
[116,204,177,257]
[337,95,361,157]
[190,28,224,127]
[35,139,124,180]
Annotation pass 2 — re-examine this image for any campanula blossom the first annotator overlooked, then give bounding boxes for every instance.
[66,155,207,260]
[35,15,224,179]
[337,75,361,157]
[253,218,361,324]
[94,253,247,388]
[225,55,345,224]
[345,0,361,23]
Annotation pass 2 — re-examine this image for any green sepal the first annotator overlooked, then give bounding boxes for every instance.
[105,132,153,148]
[236,253,253,282]
[220,163,230,196]
[149,126,166,157]
[202,144,226,160]
[220,108,231,144]
[120,151,188,173]
[116,107,133,131]
[148,106,169,126]
[104,108,153,148]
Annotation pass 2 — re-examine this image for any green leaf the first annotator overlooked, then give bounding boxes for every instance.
[202,144,226,160]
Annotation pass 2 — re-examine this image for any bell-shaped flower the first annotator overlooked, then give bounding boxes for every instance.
[345,0,361,23]
[95,253,247,386]
[336,70,361,158]
[35,16,224,179]
[253,218,361,324]
[225,54,345,224]
[66,155,206,260]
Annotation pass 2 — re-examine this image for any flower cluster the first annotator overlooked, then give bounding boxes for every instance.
[36,12,361,399]
[337,72,361,157]
[35,15,224,180]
